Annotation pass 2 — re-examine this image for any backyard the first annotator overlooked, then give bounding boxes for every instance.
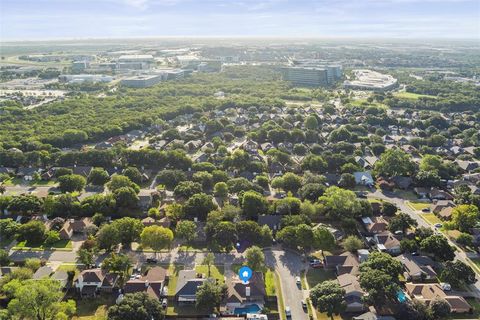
[72,294,115,320]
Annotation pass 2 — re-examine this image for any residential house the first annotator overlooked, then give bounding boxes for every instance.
[324,252,360,275]
[337,273,366,312]
[17,167,41,181]
[138,189,158,209]
[393,176,413,190]
[373,232,401,255]
[175,270,207,304]
[59,221,74,240]
[141,216,171,228]
[123,266,167,300]
[405,283,471,313]
[395,254,437,282]
[432,200,455,214]
[429,189,454,201]
[456,160,479,173]
[258,215,282,231]
[354,171,374,187]
[75,269,119,297]
[72,166,93,177]
[362,216,388,234]
[437,207,455,221]
[414,187,429,198]
[243,140,258,153]
[225,271,266,314]
[353,311,395,320]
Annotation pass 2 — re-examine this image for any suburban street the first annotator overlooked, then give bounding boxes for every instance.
[368,189,480,298]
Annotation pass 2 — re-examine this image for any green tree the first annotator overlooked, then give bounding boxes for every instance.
[313,226,335,252]
[241,190,268,220]
[213,182,229,199]
[359,251,403,279]
[174,181,202,199]
[211,221,237,251]
[318,186,362,220]
[388,212,418,233]
[87,168,110,186]
[309,280,346,320]
[420,235,455,261]
[58,174,86,193]
[338,173,356,189]
[96,223,121,251]
[202,252,215,278]
[342,235,364,252]
[374,149,415,178]
[0,249,10,266]
[16,220,46,244]
[195,281,225,313]
[271,172,303,193]
[440,260,476,288]
[102,253,132,281]
[123,167,143,185]
[175,220,197,244]
[245,246,265,271]
[114,187,139,208]
[451,204,479,232]
[44,230,60,246]
[359,268,399,307]
[430,299,451,319]
[7,279,76,320]
[107,292,164,320]
[305,115,319,130]
[0,218,19,239]
[77,248,95,267]
[108,175,139,193]
[140,226,173,257]
[183,193,217,221]
[111,217,144,247]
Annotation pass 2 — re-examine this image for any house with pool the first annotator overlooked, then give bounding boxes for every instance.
[224,271,267,315]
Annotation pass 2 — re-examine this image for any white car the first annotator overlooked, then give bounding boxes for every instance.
[295,276,301,286]
[285,306,291,317]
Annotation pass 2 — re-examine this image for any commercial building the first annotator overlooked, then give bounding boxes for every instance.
[281,64,342,87]
[117,55,154,70]
[281,67,328,87]
[58,74,113,84]
[121,74,163,88]
[344,70,398,92]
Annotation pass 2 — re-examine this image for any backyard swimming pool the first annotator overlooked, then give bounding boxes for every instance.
[397,290,407,303]
[234,304,261,315]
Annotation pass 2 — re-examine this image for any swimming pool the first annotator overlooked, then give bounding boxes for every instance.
[234,304,261,315]
[397,290,407,303]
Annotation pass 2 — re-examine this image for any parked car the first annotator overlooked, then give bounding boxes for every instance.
[301,300,307,310]
[146,258,158,263]
[422,207,431,212]
[161,298,168,308]
[295,276,301,286]
[434,223,443,229]
[285,306,291,318]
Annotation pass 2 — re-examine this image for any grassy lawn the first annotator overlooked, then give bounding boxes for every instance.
[166,298,199,316]
[471,258,480,269]
[167,264,184,296]
[195,264,224,284]
[13,239,73,251]
[316,311,343,320]
[408,201,431,211]
[273,270,286,320]
[264,268,276,295]
[72,294,115,320]
[178,243,209,252]
[306,268,336,288]
[57,263,82,278]
[420,213,442,225]
[450,298,480,319]
[394,189,418,201]
[394,91,437,100]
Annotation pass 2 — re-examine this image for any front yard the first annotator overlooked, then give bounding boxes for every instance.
[195,264,225,283]
[407,201,431,211]
[419,213,442,225]
[13,239,73,251]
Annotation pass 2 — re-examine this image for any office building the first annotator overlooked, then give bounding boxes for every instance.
[281,67,329,87]
[121,75,163,88]
[59,74,113,84]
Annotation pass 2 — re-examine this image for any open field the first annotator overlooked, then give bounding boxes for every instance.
[394,91,437,100]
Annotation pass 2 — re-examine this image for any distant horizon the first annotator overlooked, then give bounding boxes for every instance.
[1,0,479,42]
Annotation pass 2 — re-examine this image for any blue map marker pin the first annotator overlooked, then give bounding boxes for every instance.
[238,266,252,284]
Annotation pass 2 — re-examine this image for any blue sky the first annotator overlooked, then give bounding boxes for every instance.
[1,0,479,40]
